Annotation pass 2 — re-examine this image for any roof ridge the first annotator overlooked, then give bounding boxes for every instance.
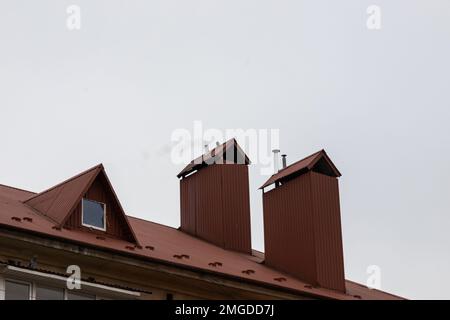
[195,138,238,163]
[259,150,324,189]
[177,138,250,178]
[259,149,342,189]
[276,149,323,175]
[24,164,103,202]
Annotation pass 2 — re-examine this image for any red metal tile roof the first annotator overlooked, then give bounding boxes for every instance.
[25,165,102,224]
[0,172,402,300]
[260,150,341,189]
[0,184,35,201]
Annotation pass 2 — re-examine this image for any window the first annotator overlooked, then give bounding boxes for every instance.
[67,291,95,300]
[36,285,64,300]
[1,277,125,300]
[5,280,30,300]
[82,198,106,230]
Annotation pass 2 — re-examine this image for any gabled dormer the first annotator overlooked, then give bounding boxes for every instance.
[24,164,138,244]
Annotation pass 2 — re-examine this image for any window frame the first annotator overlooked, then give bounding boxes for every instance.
[0,272,139,300]
[81,198,107,231]
[35,283,65,300]
[4,278,32,300]
[66,290,96,300]
[0,276,4,300]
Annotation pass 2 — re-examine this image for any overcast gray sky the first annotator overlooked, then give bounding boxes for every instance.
[1,1,449,299]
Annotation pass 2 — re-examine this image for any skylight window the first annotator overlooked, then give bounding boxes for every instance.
[82,198,106,231]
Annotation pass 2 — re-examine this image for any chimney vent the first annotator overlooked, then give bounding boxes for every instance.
[281,154,287,169]
[272,149,280,173]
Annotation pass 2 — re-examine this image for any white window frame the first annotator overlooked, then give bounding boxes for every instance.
[35,283,66,300]
[0,275,5,300]
[81,198,107,231]
[1,265,140,300]
[66,290,96,300]
[1,277,132,300]
[3,278,33,300]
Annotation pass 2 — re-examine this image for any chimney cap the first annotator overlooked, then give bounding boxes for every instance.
[177,138,251,178]
[259,149,341,189]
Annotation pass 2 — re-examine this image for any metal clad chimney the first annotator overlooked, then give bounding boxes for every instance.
[178,139,252,254]
[260,150,346,292]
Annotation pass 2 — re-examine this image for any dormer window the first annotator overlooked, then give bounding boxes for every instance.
[82,198,106,231]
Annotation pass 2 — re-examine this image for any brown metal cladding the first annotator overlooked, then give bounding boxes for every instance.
[65,173,136,242]
[180,175,197,235]
[310,171,346,292]
[263,172,318,286]
[195,165,224,248]
[221,164,252,253]
[180,163,252,254]
[263,170,346,292]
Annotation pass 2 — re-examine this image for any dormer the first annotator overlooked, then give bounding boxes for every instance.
[24,164,138,244]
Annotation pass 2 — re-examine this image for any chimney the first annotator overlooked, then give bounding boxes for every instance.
[177,138,252,254]
[260,150,346,292]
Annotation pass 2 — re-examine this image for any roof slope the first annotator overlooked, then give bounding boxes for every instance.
[24,165,102,224]
[0,183,402,300]
[0,184,35,201]
[260,149,341,189]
